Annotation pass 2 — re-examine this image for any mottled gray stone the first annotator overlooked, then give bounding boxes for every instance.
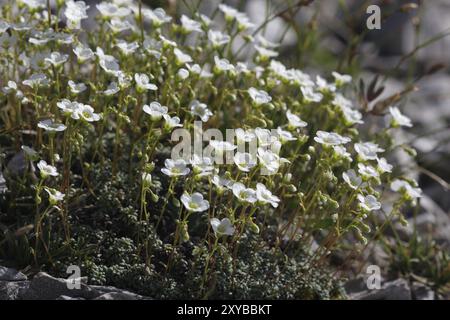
[0,280,30,300]
[0,266,27,281]
[22,272,100,300]
[351,279,412,300]
[411,283,435,300]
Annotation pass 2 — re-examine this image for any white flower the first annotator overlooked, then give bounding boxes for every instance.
[173,48,192,65]
[73,44,94,62]
[161,159,190,177]
[143,102,168,120]
[180,15,202,33]
[97,47,120,75]
[218,4,239,19]
[357,194,381,211]
[181,192,209,212]
[108,18,133,33]
[38,119,67,132]
[210,140,237,154]
[342,169,362,189]
[37,160,58,178]
[135,73,157,92]
[357,163,379,179]
[257,148,280,175]
[163,114,183,130]
[214,56,235,72]
[341,106,363,125]
[78,104,101,122]
[44,187,65,203]
[254,128,275,147]
[286,110,307,129]
[57,99,81,119]
[254,45,278,58]
[191,155,214,176]
[256,34,280,48]
[45,52,68,67]
[116,40,139,55]
[64,0,90,29]
[143,8,172,27]
[276,127,296,143]
[354,142,384,161]
[235,128,256,144]
[190,100,213,122]
[68,80,87,94]
[389,106,412,128]
[210,218,235,236]
[332,71,352,85]
[333,145,352,162]
[177,68,189,80]
[232,182,257,203]
[377,157,393,173]
[103,82,119,95]
[316,75,336,93]
[211,175,233,191]
[256,183,280,208]
[301,86,323,103]
[248,87,272,106]
[234,152,256,172]
[23,73,50,88]
[391,179,422,200]
[208,30,230,47]
[96,2,130,18]
[314,131,351,146]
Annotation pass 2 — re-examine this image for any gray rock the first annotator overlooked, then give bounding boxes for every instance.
[22,272,100,300]
[0,280,30,300]
[351,279,412,300]
[56,295,86,300]
[411,282,435,300]
[91,285,150,300]
[0,266,27,281]
[94,292,141,300]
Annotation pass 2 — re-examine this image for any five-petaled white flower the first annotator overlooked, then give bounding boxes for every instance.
[314,131,350,146]
[233,152,256,172]
[208,30,230,47]
[161,159,190,177]
[68,80,87,94]
[248,87,272,106]
[135,73,157,92]
[143,102,168,121]
[256,183,280,208]
[37,160,58,178]
[357,194,381,212]
[342,169,362,189]
[44,187,65,203]
[286,110,307,129]
[163,114,183,130]
[389,106,412,128]
[232,182,257,203]
[180,15,202,33]
[38,119,67,132]
[390,179,422,200]
[181,192,210,212]
[354,142,384,161]
[45,52,68,67]
[210,218,235,236]
[190,100,213,122]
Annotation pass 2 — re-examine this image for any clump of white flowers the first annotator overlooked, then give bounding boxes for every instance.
[0,0,422,297]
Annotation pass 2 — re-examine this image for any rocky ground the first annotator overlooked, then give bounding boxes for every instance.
[0,266,151,300]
